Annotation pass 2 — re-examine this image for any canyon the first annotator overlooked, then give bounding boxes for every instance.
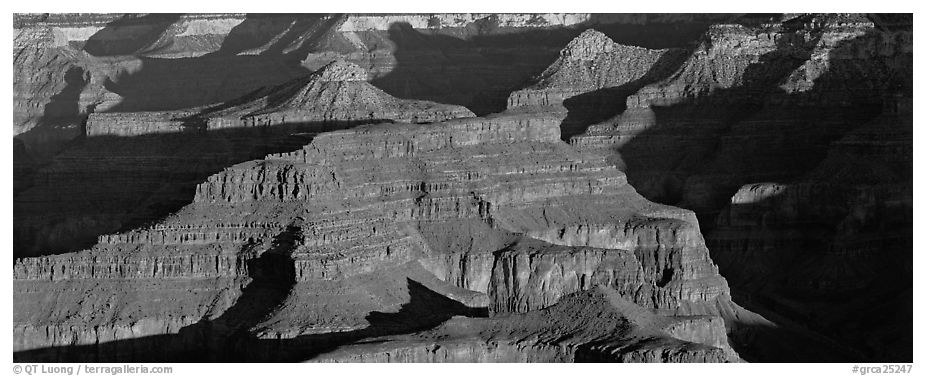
[12,13,912,363]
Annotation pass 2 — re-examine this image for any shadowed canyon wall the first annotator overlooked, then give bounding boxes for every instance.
[510,13,912,361]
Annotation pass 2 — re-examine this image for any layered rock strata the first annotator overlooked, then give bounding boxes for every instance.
[83,60,473,137]
[506,29,685,109]
[13,13,727,159]
[15,112,742,362]
[14,62,472,258]
[191,60,474,130]
[507,13,912,361]
[505,29,688,138]
[569,14,912,214]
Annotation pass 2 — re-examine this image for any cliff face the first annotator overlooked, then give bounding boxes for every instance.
[508,13,911,361]
[506,29,685,109]
[12,12,911,363]
[14,111,741,362]
[13,13,726,159]
[505,29,689,139]
[13,13,721,258]
[569,14,911,213]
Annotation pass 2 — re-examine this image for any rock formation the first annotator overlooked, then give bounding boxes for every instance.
[11,12,726,259]
[506,29,689,138]
[314,286,738,362]
[13,13,727,159]
[509,13,912,361]
[15,111,746,362]
[12,12,912,363]
[84,60,473,137]
[191,59,474,130]
[14,61,472,258]
[569,14,911,213]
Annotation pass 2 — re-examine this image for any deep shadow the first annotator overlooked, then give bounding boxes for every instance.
[14,67,90,201]
[13,275,486,362]
[209,14,304,57]
[83,14,182,56]
[372,16,725,116]
[40,67,89,125]
[605,14,912,361]
[712,127,913,362]
[558,48,691,141]
[102,55,307,112]
[99,14,340,112]
[615,14,838,209]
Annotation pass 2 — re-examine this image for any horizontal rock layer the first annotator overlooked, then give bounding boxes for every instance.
[14,61,474,258]
[15,112,738,362]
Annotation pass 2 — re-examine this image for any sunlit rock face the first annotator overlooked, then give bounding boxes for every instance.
[14,111,743,362]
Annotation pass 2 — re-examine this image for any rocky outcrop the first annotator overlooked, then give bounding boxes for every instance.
[523,13,912,361]
[84,60,473,137]
[15,111,742,362]
[489,234,728,316]
[14,12,910,363]
[505,29,689,139]
[14,13,726,159]
[192,60,474,130]
[14,61,473,259]
[84,110,201,137]
[506,29,686,109]
[313,286,737,363]
[570,14,912,212]
[480,13,913,362]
